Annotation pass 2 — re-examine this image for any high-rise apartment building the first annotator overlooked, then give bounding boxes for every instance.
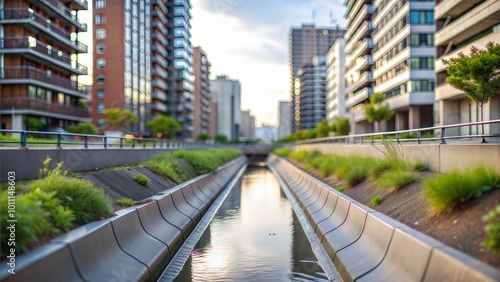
[435,0,500,136]
[278,101,291,139]
[372,0,435,132]
[0,0,90,130]
[192,46,211,139]
[296,56,328,130]
[210,75,241,141]
[240,110,255,141]
[326,38,346,124]
[289,24,345,133]
[343,0,375,133]
[91,0,193,137]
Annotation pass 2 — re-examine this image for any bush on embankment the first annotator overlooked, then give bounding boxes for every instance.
[144,148,243,183]
[1,158,113,257]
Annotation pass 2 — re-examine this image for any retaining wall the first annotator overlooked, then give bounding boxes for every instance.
[0,156,247,282]
[295,143,500,174]
[267,154,500,282]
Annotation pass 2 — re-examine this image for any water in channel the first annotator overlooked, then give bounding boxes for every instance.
[172,166,328,281]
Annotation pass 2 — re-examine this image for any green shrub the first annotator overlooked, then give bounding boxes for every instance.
[319,156,342,177]
[133,173,150,186]
[336,156,371,187]
[0,189,75,257]
[273,147,293,157]
[371,195,382,206]
[336,186,345,192]
[424,167,500,213]
[367,159,393,181]
[116,197,134,206]
[482,205,500,254]
[413,160,428,171]
[145,156,189,183]
[290,149,309,162]
[377,170,419,191]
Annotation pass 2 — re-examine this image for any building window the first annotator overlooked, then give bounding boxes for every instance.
[96,58,106,69]
[37,88,46,100]
[46,90,52,103]
[97,103,105,113]
[95,0,105,9]
[97,119,105,129]
[58,93,65,105]
[96,44,106,54]
[97,89,105,98]
[95,14,106,24]
[28,86,36,99]
[96,28,106,39]
[97,74,105,84]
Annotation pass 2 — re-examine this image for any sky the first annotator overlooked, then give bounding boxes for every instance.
[190,0,346,127]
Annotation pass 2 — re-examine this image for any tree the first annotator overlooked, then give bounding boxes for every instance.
[196,132,211,141]
[147,116,180,138]
[103,108,137,132]
[365,93,395,132]
[25,116,45,131]
[332,117,351,136]
[315,120,331,138]
[215,134,228,143]
[67,122,98,135]
[443,42,500,142]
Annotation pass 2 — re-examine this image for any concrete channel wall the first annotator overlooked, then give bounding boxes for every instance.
[267,155,500,282]
[0,156,247,282]
[294,143,500,174]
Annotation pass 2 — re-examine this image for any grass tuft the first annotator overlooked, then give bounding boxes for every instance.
[272,147,293,157]
[482,205,500,254]
[371,195,382,206]
[377,170,419,191]
[133,173,150,186]
[116,197,134,207]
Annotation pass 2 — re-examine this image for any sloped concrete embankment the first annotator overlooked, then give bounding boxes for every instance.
[0,156,247,282]
[267,154,500,282]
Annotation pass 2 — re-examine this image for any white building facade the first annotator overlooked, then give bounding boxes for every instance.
[326,38,346,124]
[210,75,242,141]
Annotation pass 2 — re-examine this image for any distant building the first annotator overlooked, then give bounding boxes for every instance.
[278,101,291,139]
[289,24,345,133]
[211,75,241,141]
[0,0,90,130]
[256,125,278,143]
[326,38,346,124]
[240,111,256,141]
[435,0,500,136]
[192,47,211,139]
[296,56,327,130]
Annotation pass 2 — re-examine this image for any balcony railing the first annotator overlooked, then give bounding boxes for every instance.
[0,9,88,53]
[33,0,87,30]
[1,37,87,74]
[1,66,88,95]
[0,98,89,118]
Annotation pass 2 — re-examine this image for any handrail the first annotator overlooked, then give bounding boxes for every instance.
[295,119,500,145]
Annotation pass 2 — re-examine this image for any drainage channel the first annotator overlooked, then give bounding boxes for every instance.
[159,165,341,281]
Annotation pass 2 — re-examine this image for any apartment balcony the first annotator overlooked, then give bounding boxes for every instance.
[152,44,168,58]
[0,9,87,53]
[345,0,370,21]
[347,55,374,74]
[152,55,168,69]
[186,115,195,121]
[69,0,88,10]
[1,66,88,97]
[345,4,374,40]
[346,87,373,109]
[1,37,87,75]
[0,98,90,120]
[152,31,168,45]
[152,79,168,91]
[185,104,195,112]
[345,71,374,95]
[151,103,168,113]
[345,21,373,54]
[151,91,168,102]
[435,83,466,101]
[184,92,194,102]
[152,21,169,37]
[27,0,87,31]
[435,0,484,21]
[152,0,169,16]
[151,67,168,78]
[435,0,500,47]
[346,38,374,66]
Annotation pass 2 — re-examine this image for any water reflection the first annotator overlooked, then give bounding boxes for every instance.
[173,167,327,281]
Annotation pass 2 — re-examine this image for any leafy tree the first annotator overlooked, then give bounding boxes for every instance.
[365,93,395,132]
[196,132,211,141]
[315,120,331,138]
[67,122,98,135]
[443,42,500,142]
[147,116,180,138]
[215,134,228,143]
[103,108,137,132]
[25,116,45,131]
[332,117,351,136]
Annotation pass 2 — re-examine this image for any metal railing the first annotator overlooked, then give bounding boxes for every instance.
[295,119,500,145]
[0,129,213,149]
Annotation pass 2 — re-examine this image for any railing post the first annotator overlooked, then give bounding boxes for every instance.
[120,138,123,148]
[160,139,163,148]
[440,128,446,144]
[371,136,374,144]
[396,133,400,144]
[57,133,62,149]
[153,140,156,148]
[84,135,88,148]
[103,136,107,148]
[417,130,421,144]
[132,138,135,148]
[143,140,146,148]
[20,130,27,148]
